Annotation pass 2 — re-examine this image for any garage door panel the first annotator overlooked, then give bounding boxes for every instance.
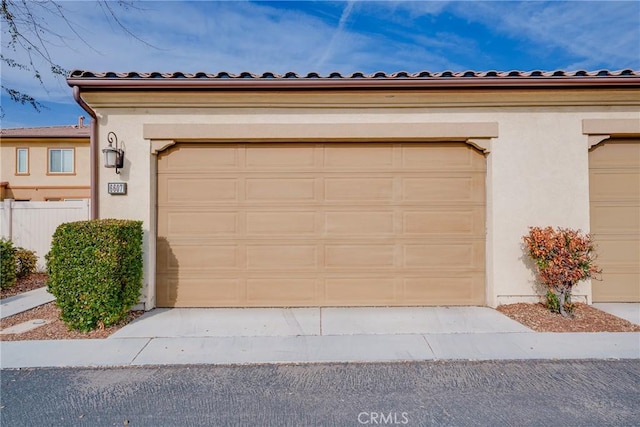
[246,245,317,270]
[325,245,396,268]
[246,178,316,201]
[157,142,486,307]
[402,176,484,202]
[590,172,640,201]
[592,274,640,302]
[325,211,395,235]
[159,177,238,204]
[590,138,640,302]
[156,240,171,270]
[589,140,640,167]
[324,278,397,305]
[246,279,319,304]
[166,244,239,270]
[246,211,317,235]
[161,144,238,170]
[161,211,238,236]
[594,238,640,265]
[404,276,484,305]
[403,208,482,235]
[324,144,394,168]
[155,274,173,306]
[591,205,640,232]
[403,242,484,269]
[245,145,317,168]
[401,143,485,170]
[157,276,242,307]
[324,178,394,201]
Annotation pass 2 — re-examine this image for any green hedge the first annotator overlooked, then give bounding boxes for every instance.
[1,238,17,289]
[46,219,143,332]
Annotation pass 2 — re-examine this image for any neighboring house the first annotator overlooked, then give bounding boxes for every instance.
[66,70,640,311]
[0,118,91,201]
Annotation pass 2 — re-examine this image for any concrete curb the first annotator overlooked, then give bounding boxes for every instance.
[2,332,638,369]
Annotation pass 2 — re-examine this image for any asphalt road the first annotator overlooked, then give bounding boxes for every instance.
[1,360,639,426]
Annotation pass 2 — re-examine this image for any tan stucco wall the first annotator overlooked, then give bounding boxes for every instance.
[0,138,90,200]
[83,89,640,309]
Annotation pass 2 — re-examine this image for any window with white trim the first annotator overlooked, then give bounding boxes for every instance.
[48,148,74,173]
[16,148,29,174]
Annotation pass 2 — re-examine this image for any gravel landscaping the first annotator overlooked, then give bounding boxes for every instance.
[1,274,144,341]
[497,302,640,333]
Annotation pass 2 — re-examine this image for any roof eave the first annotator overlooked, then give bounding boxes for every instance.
[0,134,90,139]
[66,76,640,90]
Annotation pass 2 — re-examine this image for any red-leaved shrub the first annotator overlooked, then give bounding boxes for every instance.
[523,226,601,317]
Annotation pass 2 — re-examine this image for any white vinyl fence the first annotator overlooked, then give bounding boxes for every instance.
[0,199,91,270]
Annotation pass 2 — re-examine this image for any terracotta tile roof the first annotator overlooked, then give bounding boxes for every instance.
[67,69,640,90]
[0,124,90,139]
[69,69,639,79]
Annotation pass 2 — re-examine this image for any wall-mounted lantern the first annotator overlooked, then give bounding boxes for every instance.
[102,131,125,174]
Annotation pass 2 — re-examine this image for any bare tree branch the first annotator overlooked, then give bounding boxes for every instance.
[0,0,151,118]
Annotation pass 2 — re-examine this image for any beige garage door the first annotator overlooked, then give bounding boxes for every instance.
[589,139,640,302]
[157,142,485,307]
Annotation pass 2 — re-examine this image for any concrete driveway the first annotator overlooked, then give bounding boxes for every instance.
[110,306,532,338]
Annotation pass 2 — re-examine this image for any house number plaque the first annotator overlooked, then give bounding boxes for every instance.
[107,182,127,195]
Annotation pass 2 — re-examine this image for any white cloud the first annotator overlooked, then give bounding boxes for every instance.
[3,2,336,101]
[373,0,452,18]
[62,2,336,73]
[361,0,639,70]
[448,1,639,70]
[315,0,356,69]
[2,0,459,104]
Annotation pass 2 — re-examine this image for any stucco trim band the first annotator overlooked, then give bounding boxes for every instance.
[144,122,498,151]
[583,118,640,149]
[582,118,640,135]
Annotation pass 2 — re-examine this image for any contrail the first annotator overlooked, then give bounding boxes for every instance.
[315,0,355,70]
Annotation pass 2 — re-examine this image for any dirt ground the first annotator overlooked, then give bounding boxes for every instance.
[0,273,49,299]
[1,274,638,341]
[1,274,145,341]
[496,302,640,332]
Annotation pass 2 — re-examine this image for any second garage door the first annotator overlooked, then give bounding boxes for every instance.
[589,138,640,302]
[157,142,486,307]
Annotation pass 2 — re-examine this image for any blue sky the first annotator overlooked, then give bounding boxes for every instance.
[1,0,639,128]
